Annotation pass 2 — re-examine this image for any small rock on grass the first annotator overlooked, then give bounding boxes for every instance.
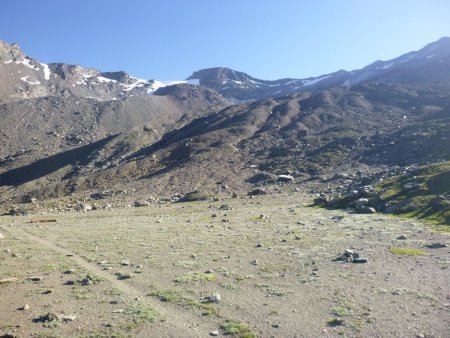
[210,330,219,336]
[80,277,92,286]
[208,293,221,303]
[425,242,447,249]
[29,276,43,282]
[334,249,368,264]
[353,257,369,263]
[61,314,76,322]
[0,233,4,240]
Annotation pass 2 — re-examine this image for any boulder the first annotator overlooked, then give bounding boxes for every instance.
[248,188,267,196]
[313,197,327,205]
[277,175,294,183]
[134,200,151,207]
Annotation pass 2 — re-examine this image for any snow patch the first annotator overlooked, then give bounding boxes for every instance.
[20,75,41,85]
[376,62,394,70]
[122,77,149,91]
[4,60,13,64]
[97,76,117,83]
[284,80,300,86]
[302,75,332,87]
[248,79,264,86]
[40,63,51,80]
[15,58,37,70]
[396,52,417,65]
[426,54,435,59]
[147,79,199,94]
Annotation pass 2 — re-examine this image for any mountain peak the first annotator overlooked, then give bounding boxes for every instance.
[0,39,25,61]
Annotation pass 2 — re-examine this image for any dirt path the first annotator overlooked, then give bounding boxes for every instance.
[15,227,217,338]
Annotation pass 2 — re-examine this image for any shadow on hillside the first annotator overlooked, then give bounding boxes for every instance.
[0,135,116,187]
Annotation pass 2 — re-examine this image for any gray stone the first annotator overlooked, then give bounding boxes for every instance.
[348,190,360,198]
[61,314,76,322]
[425,242,447,249]
[352,257,369,263]
[313,197,327,205]
[29,276,43,282]
[277,174,294,183]
[355,198,369,207]
[81,277,92,285]
[208,293,221,303]
[356,206,376,214]
[344,249,354,256]
[134,200,150,207]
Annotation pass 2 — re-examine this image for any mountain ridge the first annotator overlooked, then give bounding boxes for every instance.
[1,37,450,204]
[186,36,450,100]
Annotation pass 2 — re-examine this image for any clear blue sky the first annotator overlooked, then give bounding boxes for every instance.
[1,0,450,80]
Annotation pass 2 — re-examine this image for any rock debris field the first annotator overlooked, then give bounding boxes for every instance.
[0,192,449,337]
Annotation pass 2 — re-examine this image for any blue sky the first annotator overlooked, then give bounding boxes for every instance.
[1,0,450,80]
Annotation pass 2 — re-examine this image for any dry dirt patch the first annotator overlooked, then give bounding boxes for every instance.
[1,192,449,337]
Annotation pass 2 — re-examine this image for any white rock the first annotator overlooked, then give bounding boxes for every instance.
[61,314,76,322]
[208,293,221,303]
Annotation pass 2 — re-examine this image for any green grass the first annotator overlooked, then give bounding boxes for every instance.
[323,161,450,226]
[174,260,203,268]
[149,288,219,316]
[174,272,216,283]
[179,192,211,202]
[389,247,426,256]
[71,285,92,300]
[84,274,105,284]
[106,287,122,296]
[332,306,350,317]
[375,161,450,225]
[220,320,255,337]
[149,288,183,302]
[127,302,158,328]
[184,298,219,316]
